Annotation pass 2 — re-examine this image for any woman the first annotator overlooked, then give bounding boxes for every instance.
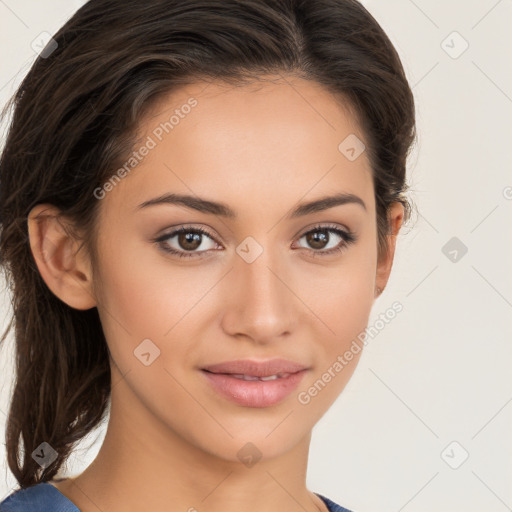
[0,0,415,510]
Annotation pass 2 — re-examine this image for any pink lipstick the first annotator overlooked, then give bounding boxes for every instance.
[201,358,309,408]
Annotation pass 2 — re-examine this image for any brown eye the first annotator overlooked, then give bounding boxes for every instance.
[295,224,357,256]
[177,231,202,251]
[155,226,220,259]
[304,229,330,250]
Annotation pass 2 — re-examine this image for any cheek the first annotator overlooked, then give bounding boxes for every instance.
[302,243,376,338]
[93,230,187,333]
[92,236,224,381]
[306,269,373,376]
[297,237,376,389]
[294,271,374,416]
[90,234,174,367]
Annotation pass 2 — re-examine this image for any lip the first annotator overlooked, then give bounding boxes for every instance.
[202,358,308,377]
[201,358,309,408]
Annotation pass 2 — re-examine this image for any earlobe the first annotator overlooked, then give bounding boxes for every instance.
[27,204,97,310]
[374,202,404,298]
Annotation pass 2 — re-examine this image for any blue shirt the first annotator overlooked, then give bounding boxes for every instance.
[0,482,354,511]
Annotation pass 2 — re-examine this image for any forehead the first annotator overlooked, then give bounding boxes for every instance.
[144,75,365,149]
[100,76,374,220]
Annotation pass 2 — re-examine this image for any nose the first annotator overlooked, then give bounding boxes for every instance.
[220,243,299,345]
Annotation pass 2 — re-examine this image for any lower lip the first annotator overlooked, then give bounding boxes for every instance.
[202,369,308,408]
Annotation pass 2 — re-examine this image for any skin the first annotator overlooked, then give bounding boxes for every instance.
[28,75,403,512]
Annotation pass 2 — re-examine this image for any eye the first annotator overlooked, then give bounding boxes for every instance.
[152,223,357,260]
[293,223,357,257]
[153,225,221,259]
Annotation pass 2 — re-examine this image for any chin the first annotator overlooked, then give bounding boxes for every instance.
[189,417,311,466]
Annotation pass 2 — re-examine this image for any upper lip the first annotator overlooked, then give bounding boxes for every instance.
[201,358,309,377]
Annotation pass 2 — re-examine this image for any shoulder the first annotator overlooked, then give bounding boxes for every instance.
[0,482,80,512]
[317,492,356,512]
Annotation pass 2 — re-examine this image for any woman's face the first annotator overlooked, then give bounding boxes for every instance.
[90,76,388,463]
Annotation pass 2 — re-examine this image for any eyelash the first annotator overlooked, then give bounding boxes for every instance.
[153,223,357,260]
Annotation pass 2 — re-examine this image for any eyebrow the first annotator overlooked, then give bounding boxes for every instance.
[137,192,366,217]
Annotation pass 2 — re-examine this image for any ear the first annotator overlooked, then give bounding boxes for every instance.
[27,204,97,310]
[374,202,404,299]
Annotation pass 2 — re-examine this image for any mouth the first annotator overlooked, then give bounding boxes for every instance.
[204,371,295,381]
[201,358,309,408]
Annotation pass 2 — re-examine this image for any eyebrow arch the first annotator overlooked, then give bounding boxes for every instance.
[137,192,366,217]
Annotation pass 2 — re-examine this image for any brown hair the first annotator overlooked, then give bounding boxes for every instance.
[0,0,415,488]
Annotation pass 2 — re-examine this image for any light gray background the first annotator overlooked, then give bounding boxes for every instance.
[1,1,511,511]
